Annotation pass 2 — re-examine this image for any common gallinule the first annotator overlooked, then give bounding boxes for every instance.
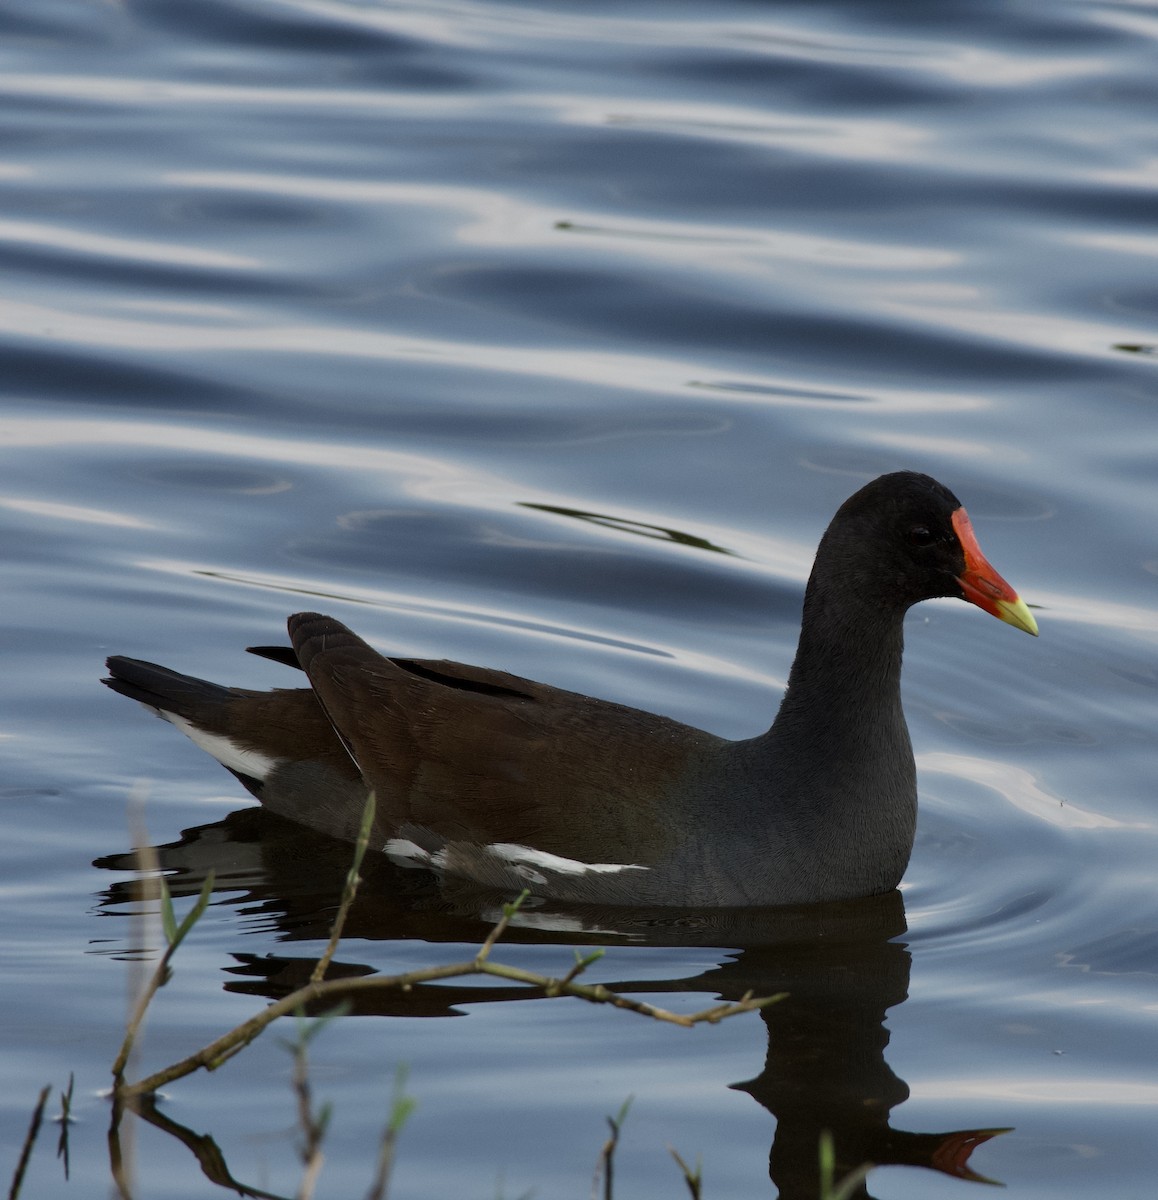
[104,471,1037,907]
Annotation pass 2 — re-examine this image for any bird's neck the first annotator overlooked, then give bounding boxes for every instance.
[750,578,913,796]
[782,592,904,725]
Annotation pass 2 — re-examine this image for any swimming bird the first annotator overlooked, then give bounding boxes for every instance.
[103,471,1037,907]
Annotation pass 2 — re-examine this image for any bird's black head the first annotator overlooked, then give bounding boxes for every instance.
[814,471,1036,633]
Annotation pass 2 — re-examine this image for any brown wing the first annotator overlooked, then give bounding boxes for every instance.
[287,612,723,864]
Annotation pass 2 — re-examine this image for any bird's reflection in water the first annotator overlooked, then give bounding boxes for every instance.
[96,808,1006,1199]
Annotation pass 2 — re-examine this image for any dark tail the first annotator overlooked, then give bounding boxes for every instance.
[103,656,232,721]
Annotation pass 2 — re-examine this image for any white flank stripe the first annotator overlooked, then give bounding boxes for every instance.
[486,843,647,876]
[383,837,429,864]
[383,838,647,884]
[164,712,276,781]
[383,838,448,870]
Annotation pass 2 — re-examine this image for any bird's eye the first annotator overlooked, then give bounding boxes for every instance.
[907,525,935,547]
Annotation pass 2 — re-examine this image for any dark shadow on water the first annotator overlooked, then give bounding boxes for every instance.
[518,501,739,556]
[95,808,1008,1199]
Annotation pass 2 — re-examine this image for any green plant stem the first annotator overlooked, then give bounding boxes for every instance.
[668,1146,702,1200]
[311,793,376,985]
[111,871,215,1085]
[364,1066,415,1200]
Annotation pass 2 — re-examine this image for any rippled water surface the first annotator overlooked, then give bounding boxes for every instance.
[3,1,1158,1196]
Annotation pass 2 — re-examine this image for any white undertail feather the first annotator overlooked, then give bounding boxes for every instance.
[161,711,277,782]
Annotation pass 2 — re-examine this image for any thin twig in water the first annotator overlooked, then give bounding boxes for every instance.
[56,1073,74,1181]
[474,890,529,963]
[364,1066,417,1200]
[8,1085,50,1200]
[287,1016,333,1200]
[591,1097,632,1200]
[117,1092,290,1200]
[561,948,606,990]
[668,1146,702,1200]
[119,943,778,1099]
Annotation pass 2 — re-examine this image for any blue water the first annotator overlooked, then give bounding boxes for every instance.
[3,0,1158,1196]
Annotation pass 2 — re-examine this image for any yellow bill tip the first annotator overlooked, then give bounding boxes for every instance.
[994,595,1039,637]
